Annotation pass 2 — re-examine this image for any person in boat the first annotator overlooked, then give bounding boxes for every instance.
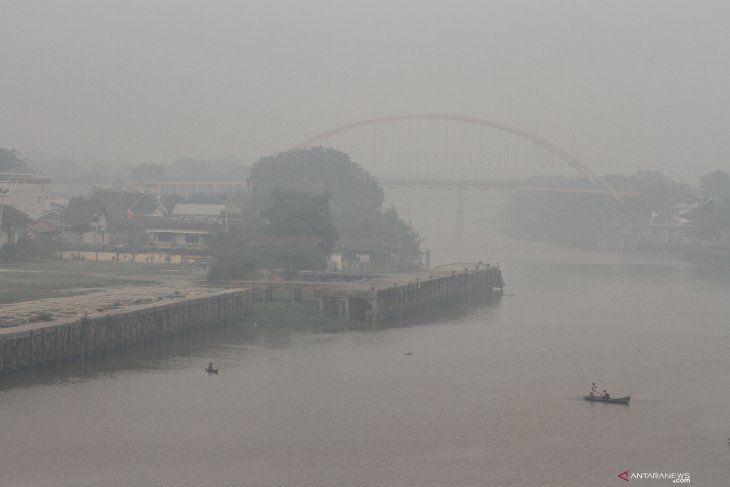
[602,390,610,400]
[206,362,215,372]
[589,382,600,397]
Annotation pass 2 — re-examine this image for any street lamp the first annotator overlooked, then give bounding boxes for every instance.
[0,188,10,245]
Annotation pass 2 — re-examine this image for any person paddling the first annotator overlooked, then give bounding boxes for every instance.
[589,382,600,397]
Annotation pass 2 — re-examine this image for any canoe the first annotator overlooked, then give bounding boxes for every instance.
[205,368,218,374]
[583,395,629,405]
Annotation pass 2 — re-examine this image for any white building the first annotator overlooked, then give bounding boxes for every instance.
[0,172,52,219]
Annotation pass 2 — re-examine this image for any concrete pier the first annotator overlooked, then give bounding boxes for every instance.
[233,263,503,324]
[0,289,254,373]
[319,264,503,323]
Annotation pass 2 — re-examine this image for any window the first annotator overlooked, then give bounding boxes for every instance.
[185,234,200,244]
[157,233,173,243]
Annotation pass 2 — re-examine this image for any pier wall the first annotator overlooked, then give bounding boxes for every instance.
[372,266,503,323]
[317,265,504,323]
[0,289,254,373]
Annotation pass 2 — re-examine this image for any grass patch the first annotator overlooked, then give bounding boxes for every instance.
[0,259,201,304]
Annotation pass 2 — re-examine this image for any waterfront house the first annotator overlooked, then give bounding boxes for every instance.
[145,221,219,250]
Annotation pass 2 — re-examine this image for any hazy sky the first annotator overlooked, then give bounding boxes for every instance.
[1,0,728,181]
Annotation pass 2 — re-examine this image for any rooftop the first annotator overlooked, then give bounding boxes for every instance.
[172,204,225,217]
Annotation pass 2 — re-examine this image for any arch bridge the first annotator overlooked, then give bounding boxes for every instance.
[296,114,628,203]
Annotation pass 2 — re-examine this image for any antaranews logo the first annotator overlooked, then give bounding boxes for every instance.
[617,470,691,483]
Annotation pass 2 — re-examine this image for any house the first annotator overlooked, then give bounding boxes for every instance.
[89,189,168,222]
[0,205,33,246]
[60,197,110,247]
[171,203,226,223]
[54,189,170,248]
[62,189,168,226]
[145,221,219,250]
[328,238,398,271]
[657,196,714,226]
[0,171,52,219]
[37,209,64,227]
[29,219,64,246]
[638,223,695,244]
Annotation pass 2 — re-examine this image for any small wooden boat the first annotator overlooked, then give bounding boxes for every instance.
[205,366,218,374]
[583,395,630,405]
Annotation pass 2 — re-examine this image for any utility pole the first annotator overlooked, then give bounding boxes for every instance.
[0,188,10,245]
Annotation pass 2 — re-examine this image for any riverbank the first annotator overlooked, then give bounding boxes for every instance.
[0,289,254,373]
[0,260,503,372]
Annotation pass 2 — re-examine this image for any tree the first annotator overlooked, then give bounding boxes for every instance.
[605,170,690,214]
[506,171,691,247]
[689,170,730,239]
[0,148,30,172]
[207,226,327,281]
[260,189,337,253]
[207,229,260,281]
[248,148,422,265]
[690,199,730,240]
[699,170,730,203]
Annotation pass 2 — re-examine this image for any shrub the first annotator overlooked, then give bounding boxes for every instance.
[37,311,54,322]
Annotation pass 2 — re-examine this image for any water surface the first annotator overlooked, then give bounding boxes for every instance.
[1,207,729,486]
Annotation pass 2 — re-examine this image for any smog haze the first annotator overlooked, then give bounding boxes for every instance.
[1,0,729,180]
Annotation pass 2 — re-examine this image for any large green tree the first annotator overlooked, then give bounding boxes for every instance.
[248,147,422,264]
[207,227,327,281]
[261,189,338,253]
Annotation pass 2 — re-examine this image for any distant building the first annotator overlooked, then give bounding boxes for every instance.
[328,238,398,271]
[0,172,51,219]
[666,197,708,225]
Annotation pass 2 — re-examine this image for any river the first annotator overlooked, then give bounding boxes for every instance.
[1,190,729,486]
